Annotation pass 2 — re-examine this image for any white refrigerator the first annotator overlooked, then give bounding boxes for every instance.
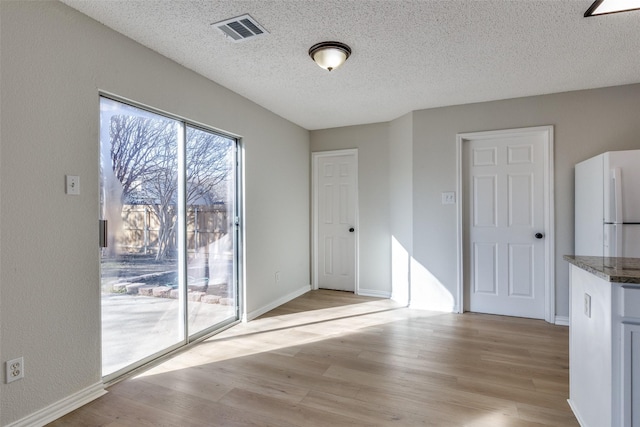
[575,150,640,258]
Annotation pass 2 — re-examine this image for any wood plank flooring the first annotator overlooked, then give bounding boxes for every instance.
[49,290,578,426]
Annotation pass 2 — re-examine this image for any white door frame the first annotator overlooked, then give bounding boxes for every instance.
[311,149,359,293]
[455,126,555,323]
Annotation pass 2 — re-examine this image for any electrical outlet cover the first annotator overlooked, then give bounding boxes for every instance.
[66,175,80,195]
[441,191,456,205]
[6,357,24,383]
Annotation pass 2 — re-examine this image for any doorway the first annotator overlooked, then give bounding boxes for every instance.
[456,126,554,322]
[312,149,359,293]
[99,96,240,379]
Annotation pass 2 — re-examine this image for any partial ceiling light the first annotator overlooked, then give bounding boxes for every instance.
[308,41,351,72]
[585,0,640,16]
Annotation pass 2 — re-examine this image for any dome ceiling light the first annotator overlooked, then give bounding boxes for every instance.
[308,41,351,72]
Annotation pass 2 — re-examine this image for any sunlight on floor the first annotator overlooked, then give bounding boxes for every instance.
[463,411,534,427]
[54,291,575,426]
[135,297,445,378]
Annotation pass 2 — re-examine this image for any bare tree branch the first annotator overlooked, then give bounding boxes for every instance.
[108,115,233,261]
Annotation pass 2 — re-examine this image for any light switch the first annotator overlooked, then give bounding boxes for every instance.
[66,175,80,195]
[442,191,456,205]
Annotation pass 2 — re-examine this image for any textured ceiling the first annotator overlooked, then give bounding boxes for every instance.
[60,0,640,130]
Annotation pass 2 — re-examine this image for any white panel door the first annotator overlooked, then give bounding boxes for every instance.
[465,132,546,318]
[314,151,357,292]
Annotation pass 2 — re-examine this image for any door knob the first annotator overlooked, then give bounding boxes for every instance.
[349,227,355,232]
[535,233,544,239]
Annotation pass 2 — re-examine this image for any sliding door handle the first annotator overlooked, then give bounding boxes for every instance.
[99,220,108,248]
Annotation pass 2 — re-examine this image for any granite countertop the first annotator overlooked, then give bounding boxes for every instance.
[564,255,640,284]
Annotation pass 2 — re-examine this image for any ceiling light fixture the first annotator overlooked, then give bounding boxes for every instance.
[585,0,640,17]
[308,41,351,72]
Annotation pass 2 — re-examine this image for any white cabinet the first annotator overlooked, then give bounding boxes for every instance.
[568,264,640,427]
[568,265,613,427]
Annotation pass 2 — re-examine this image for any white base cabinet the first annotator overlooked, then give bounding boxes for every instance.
[569,264,640,427]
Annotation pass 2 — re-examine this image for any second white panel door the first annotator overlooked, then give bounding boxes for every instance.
[464,131,546,319]
[314,151,357,292]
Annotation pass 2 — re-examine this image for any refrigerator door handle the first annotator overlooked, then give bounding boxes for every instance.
[613,167,623,224]
[615,224,624,257]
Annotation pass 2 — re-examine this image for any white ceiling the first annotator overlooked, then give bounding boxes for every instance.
[60,0,640,130]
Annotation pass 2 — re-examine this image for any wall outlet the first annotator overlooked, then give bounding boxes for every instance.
[584,293,591,318]
[275,271,281,282]
[6,357,24,383]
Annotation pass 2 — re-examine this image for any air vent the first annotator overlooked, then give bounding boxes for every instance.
[212,14,268,42]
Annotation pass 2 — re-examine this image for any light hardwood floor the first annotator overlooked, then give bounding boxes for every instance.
[49,290,578,426]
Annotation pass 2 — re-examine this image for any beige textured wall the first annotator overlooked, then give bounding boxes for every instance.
[0,2,309,424]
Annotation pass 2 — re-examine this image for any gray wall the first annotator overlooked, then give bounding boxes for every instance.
[310,123,391,296]
[0,2,309,424]
[411,85,640,317]
[389,113,413,304]
[312,85,640,318]
[4,1,640,425]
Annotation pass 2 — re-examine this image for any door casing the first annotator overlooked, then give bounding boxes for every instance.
[456,126,555,323]
[312,149,359,293]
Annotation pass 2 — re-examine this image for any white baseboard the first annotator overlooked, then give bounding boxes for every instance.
[567,399,586,427]
[390,294,409,306]
[555,315,569,326]
[358,288,391,298]
[7,382,106,427]
[244,285,310,321]
[408,301,455,313]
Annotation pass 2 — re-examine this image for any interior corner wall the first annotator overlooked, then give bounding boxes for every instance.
[411,84,640,318]
[0,2,309,425]
[310,123,391,297]
[389,113,413,305]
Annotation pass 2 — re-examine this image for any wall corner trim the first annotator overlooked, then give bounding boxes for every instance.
[555,315,569,326]
[6,382,106,427]
[244,285,311,322]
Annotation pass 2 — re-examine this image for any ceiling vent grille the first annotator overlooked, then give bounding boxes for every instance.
[212,14,268,42]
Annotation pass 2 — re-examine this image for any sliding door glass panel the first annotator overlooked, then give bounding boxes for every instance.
[100,97,185,377]
[185,126,237,336]
[99,97,240,378]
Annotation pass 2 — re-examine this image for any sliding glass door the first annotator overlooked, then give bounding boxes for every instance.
[99,96,239,379]
[185,125,238,337]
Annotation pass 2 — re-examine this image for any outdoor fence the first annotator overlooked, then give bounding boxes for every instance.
[119,204,229,257]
